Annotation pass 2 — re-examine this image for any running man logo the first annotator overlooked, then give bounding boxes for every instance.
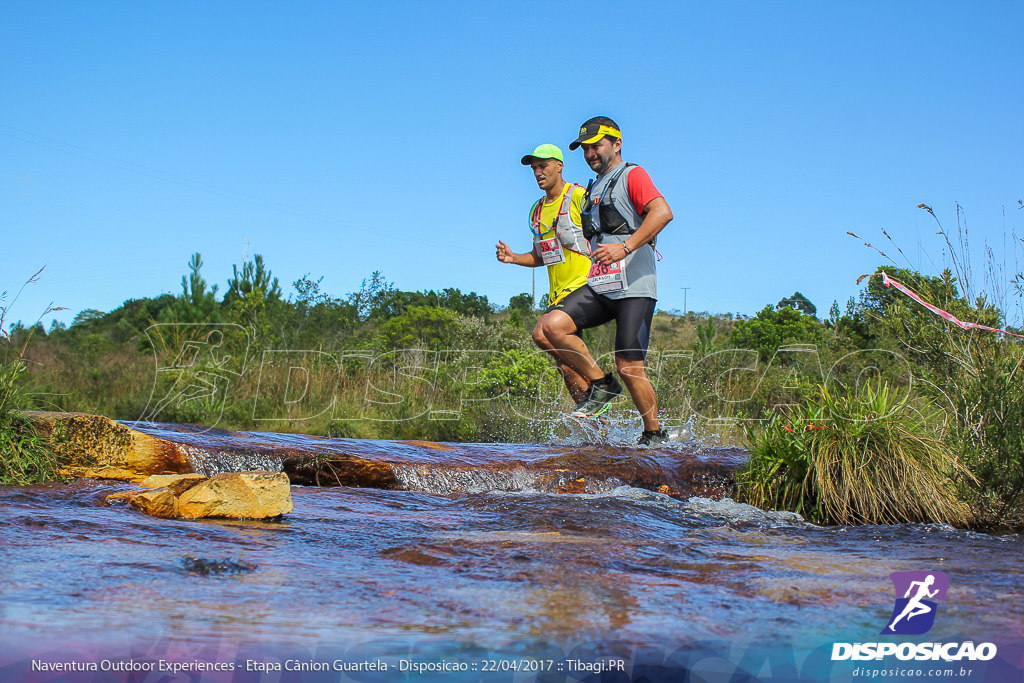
[882,571,950,635]
[136,323,250,431]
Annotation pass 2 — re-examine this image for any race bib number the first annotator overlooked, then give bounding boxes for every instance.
[587,259,626,293]
[537,236,565,266]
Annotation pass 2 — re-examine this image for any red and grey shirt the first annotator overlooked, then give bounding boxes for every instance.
[587,161,664,300]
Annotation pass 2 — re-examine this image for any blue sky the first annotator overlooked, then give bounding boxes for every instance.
[2,0,1022,331]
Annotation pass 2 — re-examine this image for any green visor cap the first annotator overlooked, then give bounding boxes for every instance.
[520,143,564,165]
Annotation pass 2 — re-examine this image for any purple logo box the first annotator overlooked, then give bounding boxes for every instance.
[882,571,950,635]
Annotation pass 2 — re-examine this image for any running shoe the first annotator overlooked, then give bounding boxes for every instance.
[570,373,623,419]
[637,429,669,447]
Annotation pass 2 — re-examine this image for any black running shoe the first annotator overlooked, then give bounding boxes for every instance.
[570,373,623,419]
[637,429,669,446]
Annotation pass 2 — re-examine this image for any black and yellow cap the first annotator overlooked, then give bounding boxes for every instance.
[568,120,622,150]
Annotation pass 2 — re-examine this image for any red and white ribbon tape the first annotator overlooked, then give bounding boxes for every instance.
[880,271,1024,339]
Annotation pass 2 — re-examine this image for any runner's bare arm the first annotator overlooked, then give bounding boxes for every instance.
[496,239,543,267]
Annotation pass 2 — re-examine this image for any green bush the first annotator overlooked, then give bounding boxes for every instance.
[737,382,974,526]
[854,261,1023,526]
[732,305,825,362]
[955,342,1024,525]
[474,348,554,399]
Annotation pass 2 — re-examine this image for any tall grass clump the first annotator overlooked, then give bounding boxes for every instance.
[0,373,62,485]
[1,269,64,485]
[737,381,974,526]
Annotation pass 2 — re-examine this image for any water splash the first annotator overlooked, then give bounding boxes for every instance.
[549,413,699,448]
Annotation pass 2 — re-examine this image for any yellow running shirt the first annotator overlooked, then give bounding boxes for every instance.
[532,183,591,306]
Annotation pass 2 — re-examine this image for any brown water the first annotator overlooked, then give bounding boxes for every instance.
[1,426,1022,682]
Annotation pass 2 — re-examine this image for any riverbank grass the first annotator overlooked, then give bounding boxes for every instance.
[1,360,62,485]
[737,382,974,526]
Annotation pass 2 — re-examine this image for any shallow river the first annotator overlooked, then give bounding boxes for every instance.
[1,427,1022,682]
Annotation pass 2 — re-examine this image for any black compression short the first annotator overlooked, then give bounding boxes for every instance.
[551,285,656,361]
[544,299,583,338]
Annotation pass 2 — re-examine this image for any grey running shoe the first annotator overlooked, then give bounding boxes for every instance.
[637,429,669,447]
[570,373,623,419]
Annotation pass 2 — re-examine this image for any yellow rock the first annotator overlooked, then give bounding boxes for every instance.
[138,473,207,495]
[129,487,179,519]
[59,466,147,482]
[27,411,191,481]
[177,471,292,519]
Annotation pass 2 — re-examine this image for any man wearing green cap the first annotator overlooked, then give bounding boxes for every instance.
[495,143,593,403]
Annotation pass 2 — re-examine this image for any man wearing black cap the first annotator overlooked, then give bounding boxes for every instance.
[541,116,674,446]
[496,143,593,403]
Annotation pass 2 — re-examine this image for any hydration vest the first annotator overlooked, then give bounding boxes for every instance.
[531,183,590,255]
[581,163,636,239]
[581,163,656,248]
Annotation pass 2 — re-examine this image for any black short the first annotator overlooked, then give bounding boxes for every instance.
[552,285,656,361]
[543,300,583,339]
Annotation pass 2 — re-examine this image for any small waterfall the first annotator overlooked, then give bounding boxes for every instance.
[178,444,285,477]
[389,463,627,495]
[116,418,743,498]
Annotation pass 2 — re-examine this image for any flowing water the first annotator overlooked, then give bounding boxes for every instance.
[1,422,1022,682]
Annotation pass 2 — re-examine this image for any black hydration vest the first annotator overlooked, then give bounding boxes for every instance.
[580,163,657,250]
[580,163,636,241]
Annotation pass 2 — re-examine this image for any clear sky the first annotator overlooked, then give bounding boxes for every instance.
[2,0,1022,332]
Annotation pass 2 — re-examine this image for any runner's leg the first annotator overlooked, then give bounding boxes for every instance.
[542,286,614,384]
[533,313,590,403]
[616,357,659,431]
[612,297,659,431]
[541,310,604,382]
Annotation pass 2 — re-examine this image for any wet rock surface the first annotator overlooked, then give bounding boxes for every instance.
[27,411,746,500]
[137,473,207,495]
[128,487,179,519]
[104,471,292,520]
[177,471,293,519]
[24,411,191,481]
[133,420,746,499]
